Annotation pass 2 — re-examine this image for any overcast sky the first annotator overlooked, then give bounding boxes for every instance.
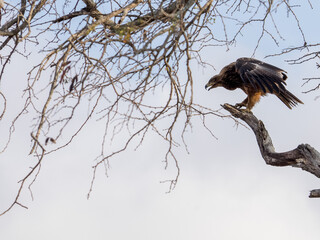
[1,2,320,240]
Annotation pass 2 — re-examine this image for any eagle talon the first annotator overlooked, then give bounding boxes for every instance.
[234,104,252,113]
[234,103,245,109]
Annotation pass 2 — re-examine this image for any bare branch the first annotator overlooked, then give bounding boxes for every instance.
[222,104,320,197]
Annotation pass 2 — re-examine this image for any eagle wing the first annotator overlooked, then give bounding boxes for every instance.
[235,57,287,94]
[235,57,303,109]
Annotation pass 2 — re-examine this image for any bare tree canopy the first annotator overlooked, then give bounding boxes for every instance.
[0,1,319,214]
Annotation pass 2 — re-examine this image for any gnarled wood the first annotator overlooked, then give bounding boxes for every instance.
[222,103,320,198]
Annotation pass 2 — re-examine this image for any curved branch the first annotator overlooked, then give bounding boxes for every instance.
[222,104,320,198]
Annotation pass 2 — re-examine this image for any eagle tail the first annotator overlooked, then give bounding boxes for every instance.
[276,90,303,109]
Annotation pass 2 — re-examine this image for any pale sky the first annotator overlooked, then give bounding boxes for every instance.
[1,2,320,240]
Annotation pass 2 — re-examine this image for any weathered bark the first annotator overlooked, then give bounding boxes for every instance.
[222,103,320,198]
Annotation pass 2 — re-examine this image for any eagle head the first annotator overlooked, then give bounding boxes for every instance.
[205,75,222,90]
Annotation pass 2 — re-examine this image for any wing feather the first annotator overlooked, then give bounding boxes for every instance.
[249,71,274,93]
[245,72,266,92]
[243,72,259,90]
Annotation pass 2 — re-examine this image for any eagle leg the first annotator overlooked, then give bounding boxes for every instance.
[246,92,262,111]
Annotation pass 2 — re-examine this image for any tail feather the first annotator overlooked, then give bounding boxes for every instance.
[276,90,303,109]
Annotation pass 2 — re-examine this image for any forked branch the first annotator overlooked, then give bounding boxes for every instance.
[222,104,320,198]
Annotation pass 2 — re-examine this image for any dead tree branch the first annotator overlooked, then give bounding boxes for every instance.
[222,104,320,198]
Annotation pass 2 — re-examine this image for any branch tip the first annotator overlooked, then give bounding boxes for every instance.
[309,189,320,198]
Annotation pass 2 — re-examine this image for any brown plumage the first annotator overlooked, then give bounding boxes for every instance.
[205,57,303,111]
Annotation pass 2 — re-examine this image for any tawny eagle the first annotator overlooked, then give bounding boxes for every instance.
[205,57,303,111]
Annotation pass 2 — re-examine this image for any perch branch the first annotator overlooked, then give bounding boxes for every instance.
[222,103,320,198]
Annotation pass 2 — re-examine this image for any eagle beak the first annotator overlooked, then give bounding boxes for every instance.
[205,76,218,91]
[205,82,215,91]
